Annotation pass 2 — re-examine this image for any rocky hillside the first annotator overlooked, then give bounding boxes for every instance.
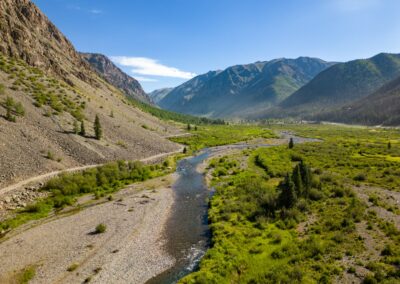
[276,53,400,117]
[159,57,335,118]
[0,0,181,189]
[148,88,173,104]
[315,75,400,126]
[81,53,151,103]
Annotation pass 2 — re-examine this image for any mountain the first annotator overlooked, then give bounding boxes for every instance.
[276,53,400,117]
[81,53,151,103]
[315,75,400,126]
[159,57,335,118]
[0,0,180,189]
[148,88,173,104]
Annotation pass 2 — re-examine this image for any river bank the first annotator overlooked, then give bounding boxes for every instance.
[0,174,177,284]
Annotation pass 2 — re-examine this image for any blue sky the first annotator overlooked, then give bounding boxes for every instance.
[33,0,400,92]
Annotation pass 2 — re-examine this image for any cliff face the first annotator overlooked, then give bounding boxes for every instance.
[0,0,181,189]
[0,0,96,84]
[81,53,151,103]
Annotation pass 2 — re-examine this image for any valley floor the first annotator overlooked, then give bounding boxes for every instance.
[0,174,177,284]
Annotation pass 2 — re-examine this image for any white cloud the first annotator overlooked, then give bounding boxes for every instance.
[332,0,379,12]
[134,76,158,82]
[111,56,196,79]
[89,9,103,14]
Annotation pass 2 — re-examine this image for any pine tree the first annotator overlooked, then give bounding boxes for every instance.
[80,120,86,136]
[187,123,191,131]
[278,174,297,208]
[388,141,391,149]
[94,114,102,140]
[73,120,80,134]
[299,160,312,197]
[292,165,303,196]
[183,147,187,154]
[288,138,294,149]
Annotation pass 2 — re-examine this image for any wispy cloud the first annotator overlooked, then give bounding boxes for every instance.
[332,0,379,12]
[89,9,103,14]
[134,76,158,82]
[111,56,196,79]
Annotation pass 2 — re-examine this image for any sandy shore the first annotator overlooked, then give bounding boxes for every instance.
[0,174,177,284]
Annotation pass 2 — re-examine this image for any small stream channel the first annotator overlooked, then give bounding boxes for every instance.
[147,134,319,284]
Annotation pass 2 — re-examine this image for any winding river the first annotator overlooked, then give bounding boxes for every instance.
[147,134,319,284]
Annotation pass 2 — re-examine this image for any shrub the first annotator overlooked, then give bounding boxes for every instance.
[46,151,55,160]
[354,173,366,181]
[67,263,79,272]
[18,266,36,284]
[95,223,107,234]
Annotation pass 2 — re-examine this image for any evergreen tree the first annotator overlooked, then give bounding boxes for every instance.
[187,123,191,131]
[80,120,86,136]
[194,125,198,131]
[292,165,303,196]
[278,174,297,208]
[299,160,312,197]
[388,141,391,149]
[289,138,294,149]
[73,120,80,134]
[183,147,187,154]
[94,114,102,140]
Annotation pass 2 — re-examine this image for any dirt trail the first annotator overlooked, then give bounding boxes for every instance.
[0,147,183,196]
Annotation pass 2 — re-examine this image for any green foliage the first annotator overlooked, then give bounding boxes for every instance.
[127,97,225,125]
[183,124,400,283]
[2,96,25,122]
[94,114,102,140]
[0,159,176,233]
[0,53,85,120]
[95,223,106,234]
[17,266,36,284]
[172,125,276,151]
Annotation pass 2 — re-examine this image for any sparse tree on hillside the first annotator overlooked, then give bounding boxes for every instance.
[94,114,102,140]
[187,123,191,131]
[183,147,187,154]
[388,141,391,149]
[80,120,86,136]
[288,138,294,149]
[73,120,79,134]
[194,125,198,131]
[278,174,297,208]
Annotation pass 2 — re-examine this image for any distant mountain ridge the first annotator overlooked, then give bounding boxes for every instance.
[158,57,335,118]
[148,88,173,104]
[274,53,400,117]
[315,74,400,126]
[81,53,151,103]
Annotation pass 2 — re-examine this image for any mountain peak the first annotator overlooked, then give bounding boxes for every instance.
[80,52,151,103]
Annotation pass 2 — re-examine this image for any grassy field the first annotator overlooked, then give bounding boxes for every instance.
[181,124,400,283]
[170,124,277,151]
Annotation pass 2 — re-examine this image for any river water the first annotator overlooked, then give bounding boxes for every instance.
[147,135,319,284]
